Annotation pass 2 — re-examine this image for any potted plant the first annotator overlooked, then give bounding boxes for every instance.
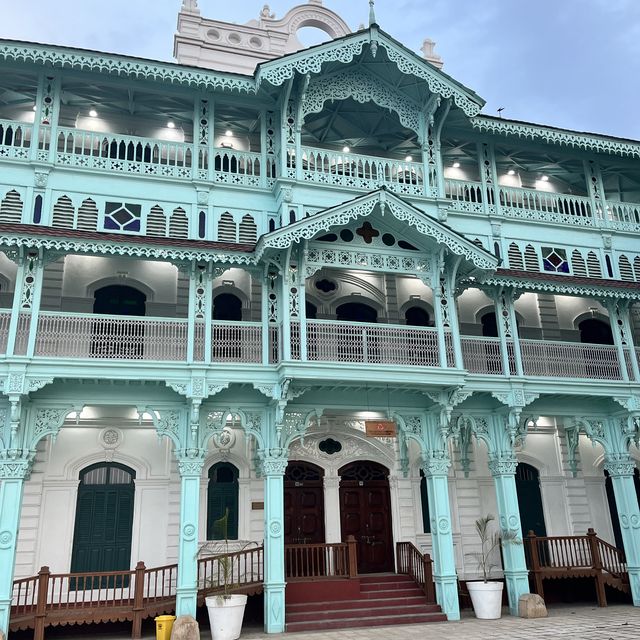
[198,509,256,640]
[466,514,521,619]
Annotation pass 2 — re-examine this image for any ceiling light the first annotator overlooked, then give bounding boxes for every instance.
[541,175,549,182]
[508,169,516,176]
[405,155,413,163]
[32,105,37,111]
[167,121,175,129]
[452,161,461,168]
[225,129,233,137]
[89,109,98,117]
[342,146,350,153]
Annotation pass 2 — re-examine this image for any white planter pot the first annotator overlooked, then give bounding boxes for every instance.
[205,594,248,640]
[467,581,503,619]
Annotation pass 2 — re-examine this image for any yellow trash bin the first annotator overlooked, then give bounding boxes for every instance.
[155,614,176,640]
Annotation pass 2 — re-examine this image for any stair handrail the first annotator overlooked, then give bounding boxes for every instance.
[284,538,358,580]
[197,544,264,596]
[592,531,628,579]
[395,541,436,603]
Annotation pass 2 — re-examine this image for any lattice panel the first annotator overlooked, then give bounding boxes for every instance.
[217,212,237,243]
[524,245,540,271]
[51,196,74,229]
[0,189,23,224]
[507,243,524,270]
[586,252,602,278]
[238,214,257,244]
[77,198,99,231]
[572,250,587,277]
[147,205,167,237]
[169,208,189,239]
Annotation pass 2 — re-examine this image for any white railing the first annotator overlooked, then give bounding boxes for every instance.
[444,179,486,213]
[498,185,594,226]
[55,128,193,179]
[213,149,263,187]
[212,321,262,363]
[293,146,425,195]
[0,119,32,160]
[461,336,504,375]
[519,339,622,379]
[306,320,439,366]
[607,200,640,231]
[34,312,188,361]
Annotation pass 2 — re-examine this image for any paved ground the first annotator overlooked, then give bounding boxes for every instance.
[37,604,640,640]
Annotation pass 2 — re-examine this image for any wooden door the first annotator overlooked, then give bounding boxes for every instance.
[284,462,325,544]
[339,461,393,573]
[515,463,547,537]
[70,464,135,580]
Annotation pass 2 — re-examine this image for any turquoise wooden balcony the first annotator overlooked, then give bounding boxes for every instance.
[1,311,632,381]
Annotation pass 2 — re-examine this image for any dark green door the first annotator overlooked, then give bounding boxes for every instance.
[70,464,135,577]
[515,463,547,537]
[207,463,239,540]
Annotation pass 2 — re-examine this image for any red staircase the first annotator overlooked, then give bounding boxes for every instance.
[285,574,447,632]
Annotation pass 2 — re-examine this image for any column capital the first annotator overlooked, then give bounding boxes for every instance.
[0,452,34,480]
[604,452,636,477]
[259,450,288,476]
[488,455,518,477]
[422,451,451,477]
[176,449,206,477]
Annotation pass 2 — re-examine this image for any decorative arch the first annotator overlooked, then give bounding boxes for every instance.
[302,69,421,135]
[65,449,152,482]
[334,297,380,323]
[399,299,434,326]
[86,276,155,302]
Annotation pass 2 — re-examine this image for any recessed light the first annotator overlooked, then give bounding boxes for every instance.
[342,146,350,153]
[167,121,176,129]
[508,169,516,176]
[452,161,461,168]
[541,175,549,182]
[225,129,233,137]
[89,109,98,117]
[405,155,413,163]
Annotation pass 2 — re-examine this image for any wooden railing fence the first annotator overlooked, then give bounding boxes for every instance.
[395,541,436,603]
[525,529,629,606]
[285,537,358,580]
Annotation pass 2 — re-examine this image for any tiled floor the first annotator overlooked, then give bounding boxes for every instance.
[40,604,640,640]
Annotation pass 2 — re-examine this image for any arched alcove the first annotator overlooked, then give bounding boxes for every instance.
[336,301,378,323]
[578,318,613,345]
[213,292,243,321]
[405,306,431,327]
[93,284,146,316]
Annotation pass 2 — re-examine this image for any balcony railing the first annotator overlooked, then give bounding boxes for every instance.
[0,311,634,380]
[0,119,33,160]
[56,128,193,179]
[290,146,425,196]
[34,312,189,361]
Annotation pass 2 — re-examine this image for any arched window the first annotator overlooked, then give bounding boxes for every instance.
[578,318,613,345]
[213,293,243,321]
[93,285,146,316]
[481,311,499,337]
[405,306,430,327]
[207,462,239,540]
[71,463,136,576]
[336,302,377,323]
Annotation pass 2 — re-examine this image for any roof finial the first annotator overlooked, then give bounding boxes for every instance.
[369,0,377,27]
[181,0,200,15]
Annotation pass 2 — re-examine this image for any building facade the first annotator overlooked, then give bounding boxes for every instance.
[1,0,639,635]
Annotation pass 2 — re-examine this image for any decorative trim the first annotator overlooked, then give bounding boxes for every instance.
[471,116,640,159]
[0,41,255,94]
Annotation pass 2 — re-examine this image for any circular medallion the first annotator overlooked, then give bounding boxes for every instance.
[270,521,282,536]
[0,530,13,548]
[183,524,196,540]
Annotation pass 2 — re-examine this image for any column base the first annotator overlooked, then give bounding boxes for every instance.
[434,574,460,620]
[175,587,198,618]
[503,569,529,616]
[629,567,640,607]
[264,582,286,633]
[0,597,11,637]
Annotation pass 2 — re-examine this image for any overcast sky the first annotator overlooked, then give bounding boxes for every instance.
[2,0,638,140]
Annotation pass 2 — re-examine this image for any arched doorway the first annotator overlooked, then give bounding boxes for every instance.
[578,318,613,345]
[92,285,146,358]
[335,302,378,323]
[515,463,547,537]
[604,468,640,550]
[339,461,393,573]
[70,463,136,576]
[93,284,146,316]
[213,293,243,321]
[284,461,325,545]
[207,462,239,540]
[480,311,498,337]
[405,306,430,327]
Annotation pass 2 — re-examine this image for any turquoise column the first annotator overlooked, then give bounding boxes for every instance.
[423,456,460,620]
[261,451,288,633]
[175,452,205,617]
[488,453,529,615]
[605,453,640,605]
[0,455,33,637]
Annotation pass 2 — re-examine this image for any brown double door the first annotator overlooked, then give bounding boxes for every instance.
[339,461,393,574]
[284,462,325,544]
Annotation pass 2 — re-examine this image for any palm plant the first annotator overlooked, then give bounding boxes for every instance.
[470,514,521,582]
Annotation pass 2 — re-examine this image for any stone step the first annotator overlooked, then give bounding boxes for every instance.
[286,611,447,632]
[286,595,429,612]
[286,602,442,622]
